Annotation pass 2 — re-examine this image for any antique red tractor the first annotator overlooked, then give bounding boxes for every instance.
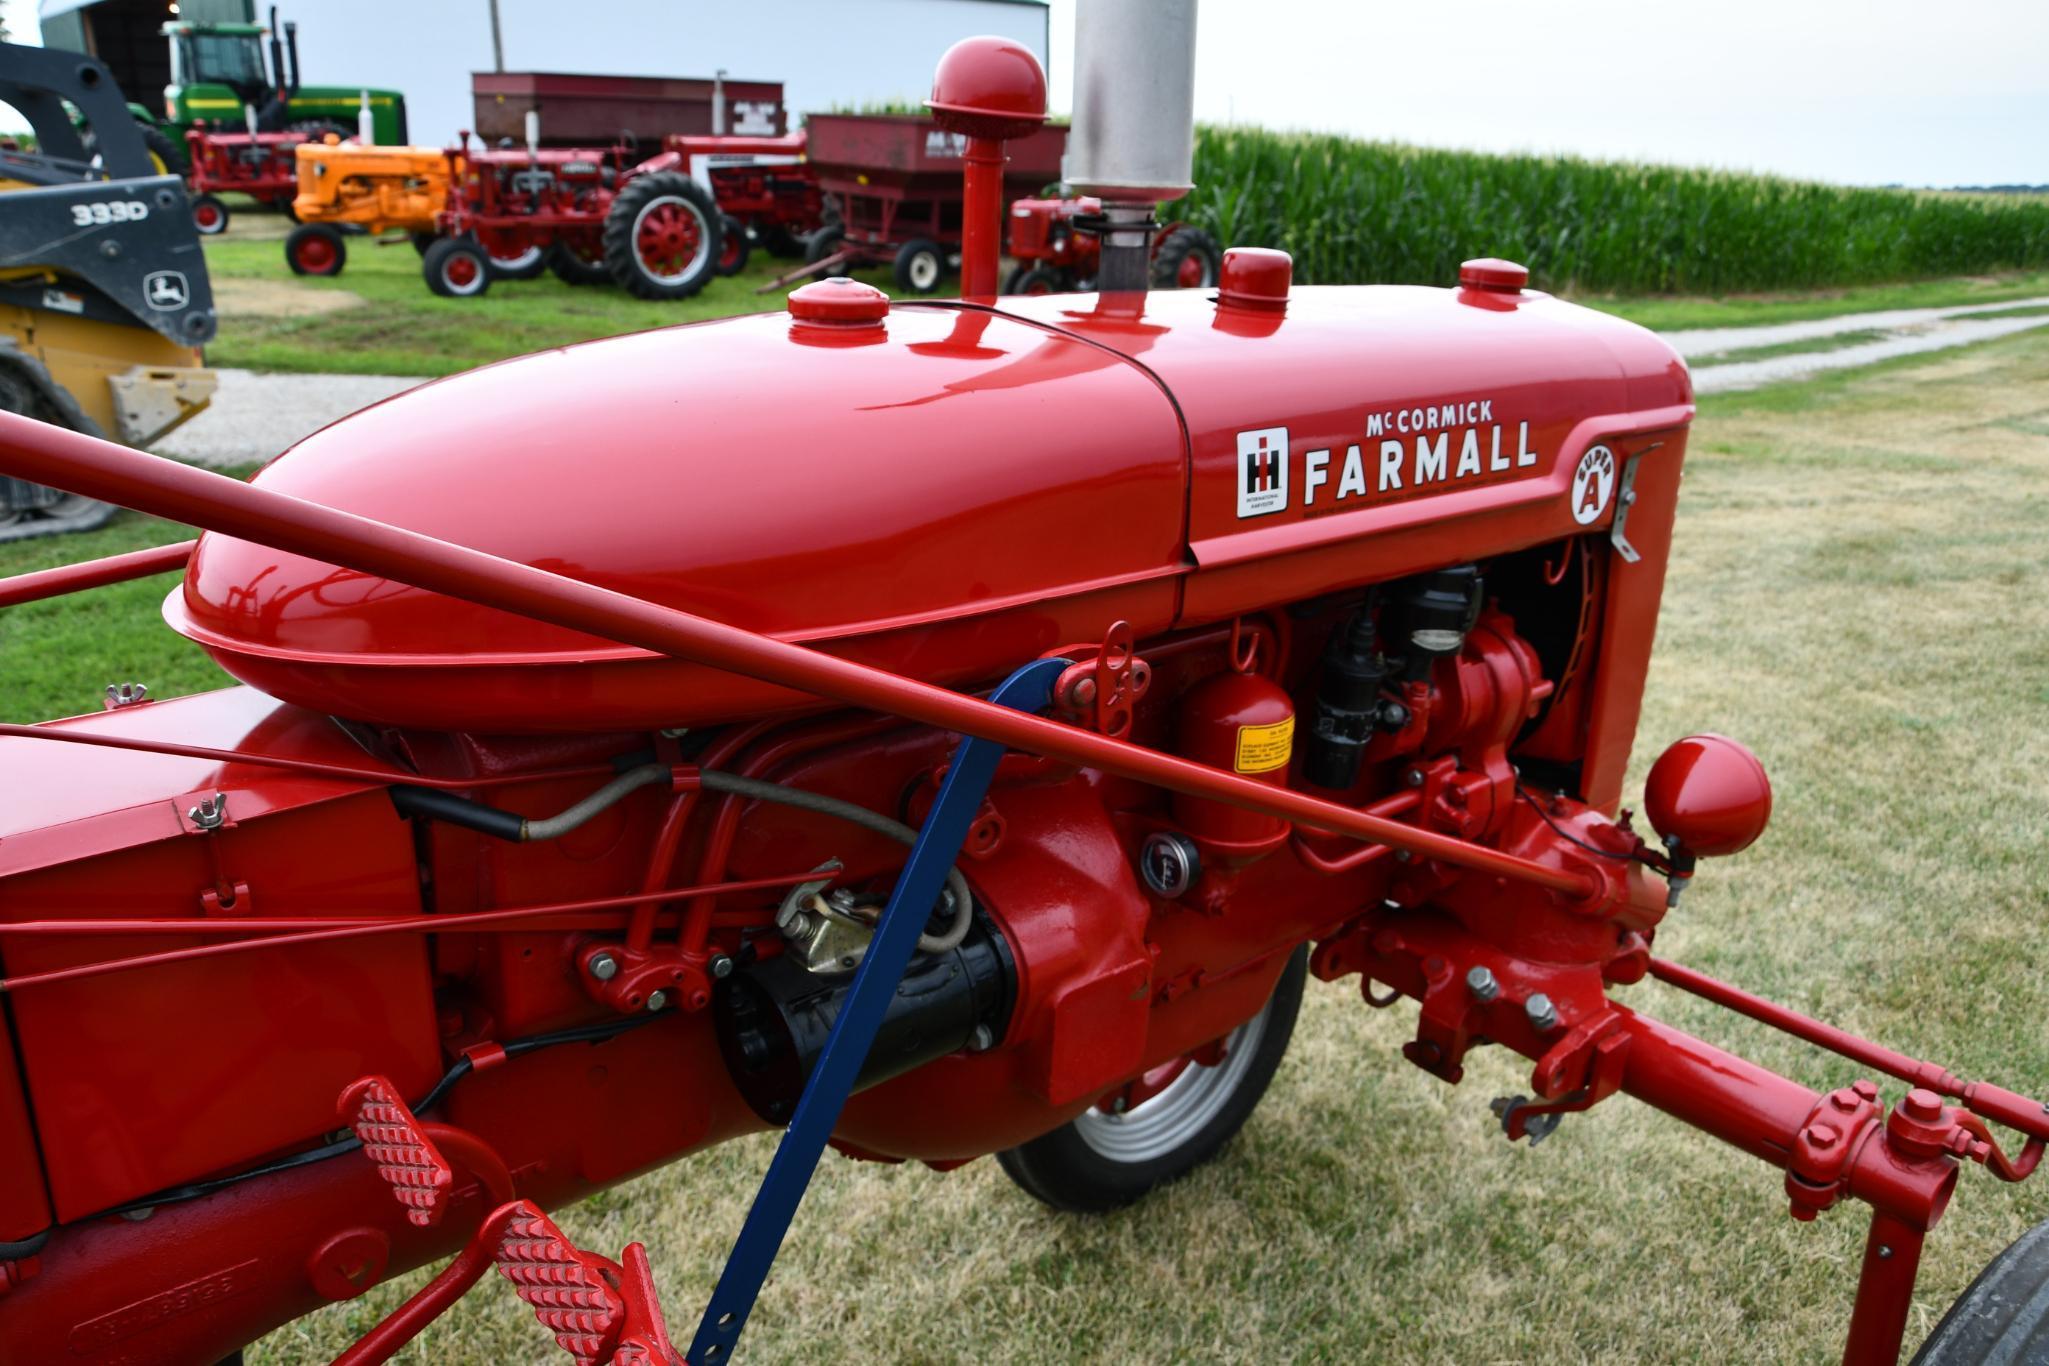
[1004,192,1221,294]
[0,13,2043,1366]
[184,123,317,236]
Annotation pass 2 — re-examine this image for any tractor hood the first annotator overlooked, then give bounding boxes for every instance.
[169,284,1690,733]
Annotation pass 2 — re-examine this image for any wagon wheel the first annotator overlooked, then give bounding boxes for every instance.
[601,171,721,301]
[892,238,947,295]
[997,947,1307,1212]
[284,223,348,277]
[715,214,753,277]
[1151,226,1222,289]
[190,193,230,235]
[547,237,612,286]
[421,236,491,298]
[803,223,846,269]
[1002,265,1065,296]
[1913,1218,2049,1362]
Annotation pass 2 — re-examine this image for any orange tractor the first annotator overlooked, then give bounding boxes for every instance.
[283,138,450,277]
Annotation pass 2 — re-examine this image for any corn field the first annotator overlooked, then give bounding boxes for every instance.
[1184,126,2049,294]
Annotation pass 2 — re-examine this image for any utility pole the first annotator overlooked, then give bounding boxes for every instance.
[487,0,504,72]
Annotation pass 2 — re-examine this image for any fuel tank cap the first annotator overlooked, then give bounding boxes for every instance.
[1217,247,1291,310]
[1458,257,1529,293]
[788,277,890,325]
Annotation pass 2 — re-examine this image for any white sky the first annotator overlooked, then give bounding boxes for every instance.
[6,0,2045,187]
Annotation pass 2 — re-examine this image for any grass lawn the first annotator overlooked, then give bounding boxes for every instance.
[3,317,2044,1360]
[193,207,2049,378]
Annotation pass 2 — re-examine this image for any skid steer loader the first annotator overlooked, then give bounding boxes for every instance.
[1,41,217,541]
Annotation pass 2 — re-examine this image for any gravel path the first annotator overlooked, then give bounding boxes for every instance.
[154,368,420,469]
[151,296,2049,466]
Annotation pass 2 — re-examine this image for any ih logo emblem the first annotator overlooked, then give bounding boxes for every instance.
[1237,426,1289,518]
[1571,444,1617,525]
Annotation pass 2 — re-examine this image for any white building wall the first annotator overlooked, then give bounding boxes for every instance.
[282,0,1050,148]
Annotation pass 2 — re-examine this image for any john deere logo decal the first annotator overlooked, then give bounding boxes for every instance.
[1237,426,1289,518]
[1571,444,1617,525]
[143,271,190,312]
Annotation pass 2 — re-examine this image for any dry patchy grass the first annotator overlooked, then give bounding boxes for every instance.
[230,330,2040,1363]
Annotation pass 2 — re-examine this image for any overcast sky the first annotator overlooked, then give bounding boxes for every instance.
[6,0,2044,187]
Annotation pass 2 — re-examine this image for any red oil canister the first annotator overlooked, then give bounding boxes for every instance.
[1170,669,1295,861]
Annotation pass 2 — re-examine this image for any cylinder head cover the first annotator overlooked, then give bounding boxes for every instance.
[1066,0,1199,203]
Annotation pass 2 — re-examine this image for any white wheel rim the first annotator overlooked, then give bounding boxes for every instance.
[633,196,711,283]
[909,252,940,291]
[492,244,544,271]
[1071,995,1274,1164]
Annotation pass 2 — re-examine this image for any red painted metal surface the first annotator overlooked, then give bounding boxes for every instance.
[1644,732,1774,855]
[926,36,1048,299]
[473,70,788,145]
[0,538,192,608]
[185,126,309,207]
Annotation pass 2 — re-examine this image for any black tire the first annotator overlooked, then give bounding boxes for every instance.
[892,237,947,295]
[284,223,347,277]
[421,235,491,298]
[482,239,548,281]
[0,367,117,541]
[759,222,806,259]
[803,224,847,270]
[410,231,437,257]
[997,946,1308,1213]
[547,239,612,286]
[715,214,752,277]
[138,122,188,178]
[1151,225,1222,290]
[602,171,721,301]
[191,193,230,236]
[1002,264,1066,296]
[1912,1219,2049,1363]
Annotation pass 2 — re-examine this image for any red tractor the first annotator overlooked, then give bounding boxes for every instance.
[0,18,2043,1366]
[1004,193,1221,294]
[183,124,316,235]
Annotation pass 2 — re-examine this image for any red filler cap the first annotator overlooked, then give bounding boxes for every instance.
[1459,257,1529,293]
[927,36,1048,139]
[1644,733,1773,857]
[788,277,890,325]
[1217,247,1292,310]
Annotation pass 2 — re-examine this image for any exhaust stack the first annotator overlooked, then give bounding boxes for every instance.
[1066,0,1200,293]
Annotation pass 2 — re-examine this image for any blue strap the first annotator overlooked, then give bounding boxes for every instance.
[687,656,1069,1363]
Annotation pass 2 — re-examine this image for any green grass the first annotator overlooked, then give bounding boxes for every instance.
[1187,126,2049,295]
[201,235,886,377]
[7,323,2046,1363]
[1689,327,1893,366]
[1583,270,2049,332]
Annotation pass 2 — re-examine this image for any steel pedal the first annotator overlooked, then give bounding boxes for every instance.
[337,1074,454,1227]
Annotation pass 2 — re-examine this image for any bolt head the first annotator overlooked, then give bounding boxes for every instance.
[1524,993,1559,1031]
[1110,1096,1128,1115]
[710,955,734,979]
[1465,966,1500,1002]
[1805,1122,1840,1149]
[1903,1088,1944,1122]
[587,952,619,981]
[645,990,668,1012]
[1404,768,1425,787]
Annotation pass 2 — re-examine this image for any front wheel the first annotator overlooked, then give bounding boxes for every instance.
[1003,264,1066,296]
[892,237,947,295]
[715,214,752,277]
[191,193,229,236]
[997,946,1307,1213]
[1913,1219,2049,1363]
[1152,225,1222,290]
[421,236,491,298]
[284,223,347,276]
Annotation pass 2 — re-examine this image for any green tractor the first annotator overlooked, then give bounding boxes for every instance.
[161,7,406,145]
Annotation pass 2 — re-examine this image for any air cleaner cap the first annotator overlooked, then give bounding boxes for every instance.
[1459,257,1529,293]
[1217,247,1292,310]
[787,277,890,325]
[926,35,1049,140]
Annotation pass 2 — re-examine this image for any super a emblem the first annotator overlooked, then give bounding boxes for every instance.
[1571,444,1617,525]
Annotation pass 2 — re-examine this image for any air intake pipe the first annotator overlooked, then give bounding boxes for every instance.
[1066,0,1200,293]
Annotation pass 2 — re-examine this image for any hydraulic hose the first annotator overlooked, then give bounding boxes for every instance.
[391,766,975,954]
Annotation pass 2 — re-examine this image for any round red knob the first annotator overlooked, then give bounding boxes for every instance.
[1644,733,1773,857]
[788,277,890,325]
[927,36,1048,140]
[1459,257,1529,293]
[1218,247,1292,309]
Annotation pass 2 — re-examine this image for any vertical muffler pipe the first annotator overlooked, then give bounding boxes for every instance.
[1066,0,1200,294]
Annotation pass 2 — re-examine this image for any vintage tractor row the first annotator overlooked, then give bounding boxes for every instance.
[1004,193,1222,293]
[0,15,2043,1366]
[283,130,826,302]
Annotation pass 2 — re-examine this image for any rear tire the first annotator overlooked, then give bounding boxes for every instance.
[1912,1219,2049,1363]
[0,368,117,541]
[422,235,491,298]
[191,193,229,236]
[997,947,1307,1213]
[284,223,347,276]
[602,171,721,301]
[139,122,188,178]
[759,222,806,259]
[1003,264,1065,295]
[715,214,752,277]
[803,224,847,271]
[892,237,946,295]
[1151,225,1222,290]
[547,239,612,286]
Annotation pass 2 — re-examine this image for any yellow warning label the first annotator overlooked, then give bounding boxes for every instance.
[1234,716,1295,774]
